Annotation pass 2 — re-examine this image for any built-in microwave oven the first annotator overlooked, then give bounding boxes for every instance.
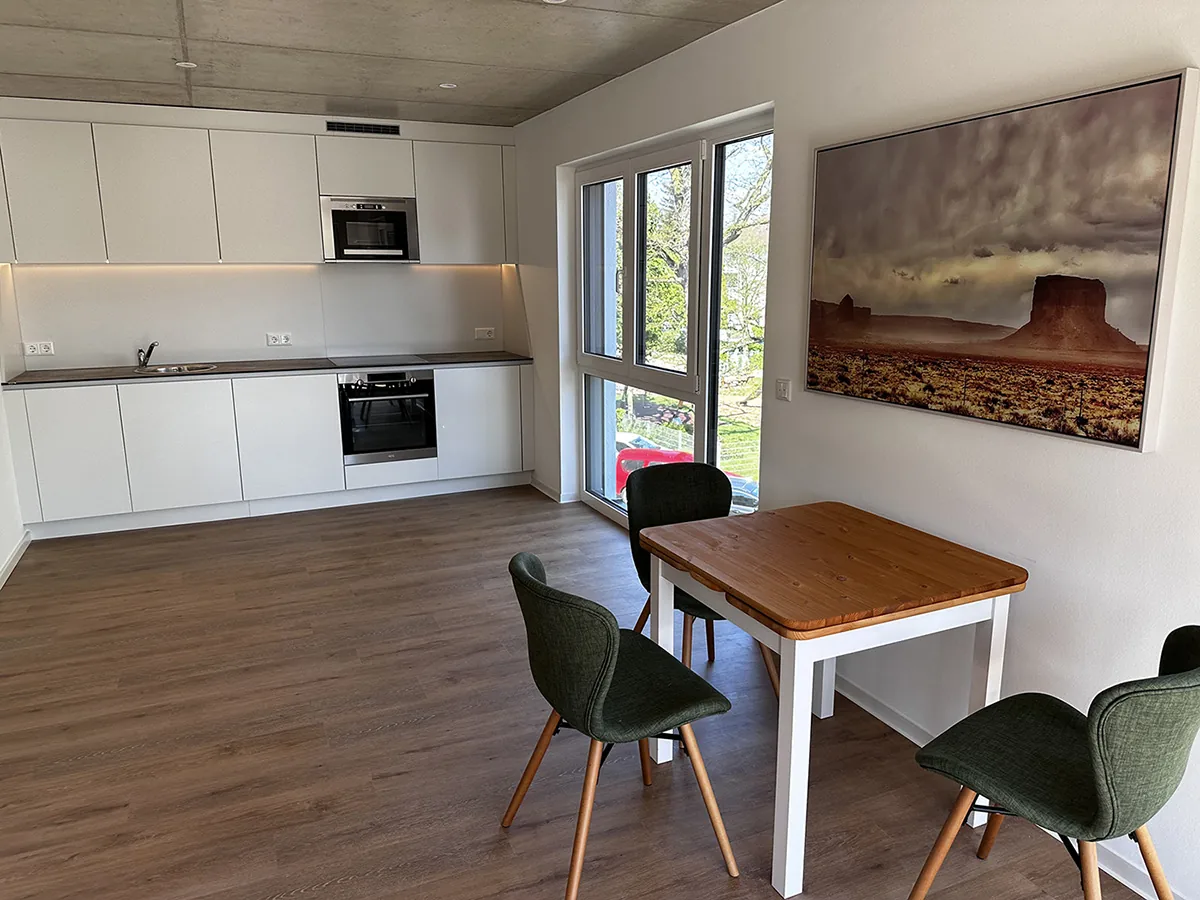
[321,196,420,262]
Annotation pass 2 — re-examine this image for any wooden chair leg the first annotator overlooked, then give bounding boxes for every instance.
[977,813,1004,859]
[638,738,653,786]
[682,614,695,669]
[565,739,605,900]
[1080,841,1102,900]
[758,641,781,697]
[1134,827,1174,900]
[706,619,716,663]
[633,597,651,634]
[501,710,561,827]
[678,723,738,877]
[907,786,978,900]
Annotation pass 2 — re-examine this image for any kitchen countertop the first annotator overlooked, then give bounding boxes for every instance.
[5,351,533,388]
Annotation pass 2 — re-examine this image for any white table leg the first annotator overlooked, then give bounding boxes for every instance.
[649,554,676,763]
[813,658,836,719]
[966,594,1010,827]
[773,639,814,898]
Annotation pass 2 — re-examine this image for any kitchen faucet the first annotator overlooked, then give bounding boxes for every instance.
[136,341,159,368]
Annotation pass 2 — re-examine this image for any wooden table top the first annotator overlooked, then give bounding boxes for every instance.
[639,501,1028,639]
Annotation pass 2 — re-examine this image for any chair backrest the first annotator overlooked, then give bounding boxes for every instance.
[626,462,732,592]
[1087,625,1200,839]
[508,552,620,735]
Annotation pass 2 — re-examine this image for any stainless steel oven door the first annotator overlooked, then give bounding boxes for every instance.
[339,371,437,464]
[322,196,421,262]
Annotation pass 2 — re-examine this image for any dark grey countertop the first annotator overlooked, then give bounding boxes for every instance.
[5,351,533,388]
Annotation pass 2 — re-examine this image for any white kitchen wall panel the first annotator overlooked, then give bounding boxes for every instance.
[93,124,220,263]
[0,149,14,263]
[210,131,323,264]
[435,365,522,479]
[25,385,131,520]
[119,379,243,511]
[233,374,344,500]
[413,142,506,264]
[316,135,415,197]
[502,144,519,264]
[0,119,107,263]
[3,390,41,523]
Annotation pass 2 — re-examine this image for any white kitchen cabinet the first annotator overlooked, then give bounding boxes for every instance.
[316,135,415,197]
[0,120,107,263]
[93,124,219,263]
[24,385,131,521]
[119,379,242,511]
[435,365,523,479]
[3,390,41,523]
[210,131,322,263]
[233,374,344,500]
[345,457,438,490]
[0,150,14,262]
[502,144,518,264]
[519,364,534,472]
[413,142,506,264]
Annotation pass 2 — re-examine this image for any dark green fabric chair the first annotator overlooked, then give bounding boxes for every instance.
[627,462,781,692]
[908,625,1200,900]
[501,551,738,900]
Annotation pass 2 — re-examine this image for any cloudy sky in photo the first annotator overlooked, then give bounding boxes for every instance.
[810,77,1181,343]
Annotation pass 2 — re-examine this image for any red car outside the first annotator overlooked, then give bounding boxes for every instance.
[614,446,695,496]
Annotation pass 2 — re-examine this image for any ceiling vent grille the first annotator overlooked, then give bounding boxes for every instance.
[325,121,401,136]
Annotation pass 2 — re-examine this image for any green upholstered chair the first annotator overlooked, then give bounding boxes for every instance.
[908,625,1200,900]
[501,551,738,900]
[627,462,781,692]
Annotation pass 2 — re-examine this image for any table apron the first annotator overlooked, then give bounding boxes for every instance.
[659,564,783,652]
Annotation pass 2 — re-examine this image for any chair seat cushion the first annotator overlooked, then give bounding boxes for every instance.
[590,629,731,743]
[916,692,1101,838]
[675,589,724,621]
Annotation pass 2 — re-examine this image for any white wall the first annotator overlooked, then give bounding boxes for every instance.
[514,0,1200,894]
[10,263,511,368]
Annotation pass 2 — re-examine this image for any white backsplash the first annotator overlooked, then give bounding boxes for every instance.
[10,263,510,369]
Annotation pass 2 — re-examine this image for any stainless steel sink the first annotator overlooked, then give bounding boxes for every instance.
[133,364,218,375]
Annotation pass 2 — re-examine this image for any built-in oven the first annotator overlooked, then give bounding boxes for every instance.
[321,196,420,262]
[338,370,436,465]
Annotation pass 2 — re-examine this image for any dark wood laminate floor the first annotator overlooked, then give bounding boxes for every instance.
[0,487,1134,900]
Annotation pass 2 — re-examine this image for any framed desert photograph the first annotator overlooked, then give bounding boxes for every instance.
[805,71,1197,450]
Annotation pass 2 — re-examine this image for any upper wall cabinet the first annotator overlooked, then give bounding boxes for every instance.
[413,142,506,265]
[93,124,220,263]
[0,148,13,262]
[316,135,415,197]
[211,131,322,263]
[0,120,107,263]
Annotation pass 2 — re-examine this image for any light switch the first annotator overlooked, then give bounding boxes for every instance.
[775,378,793,401]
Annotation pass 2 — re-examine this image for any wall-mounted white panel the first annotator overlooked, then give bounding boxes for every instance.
[316,136,415,197]
[119,379,243,511]
[413,141,506,264]
[233,374,344,500]
[3,390,40,523]
[25,385,131,521]
[211,130,322,263]
[93,124,220,263]
[435,365,522,479]
[344,456,438,490]
[502,144,518,264]
[0,148,14,263]
[0,119,106,263]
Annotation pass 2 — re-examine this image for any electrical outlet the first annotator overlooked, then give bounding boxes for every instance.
[24,342,40,356]
[775,378,793,401]
[38,341,54,356]
[279,333,292,346]
[266,333,292,347]
[474,327,496,340]
[266,333,281,346]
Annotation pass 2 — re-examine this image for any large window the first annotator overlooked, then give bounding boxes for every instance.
[578,123,772,519]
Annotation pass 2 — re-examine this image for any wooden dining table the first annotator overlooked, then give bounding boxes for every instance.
[639,501,1028,898]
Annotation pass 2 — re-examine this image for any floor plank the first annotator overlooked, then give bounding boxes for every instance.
[0,487,1134,899]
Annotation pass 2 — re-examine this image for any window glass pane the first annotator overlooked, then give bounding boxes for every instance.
[584,375,695,508]
[637,163,691,373]
[709,133,772,514]
[581,179,623,359]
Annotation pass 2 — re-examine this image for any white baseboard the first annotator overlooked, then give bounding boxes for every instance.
[834,674,1185,900]
[0,529,30,586]
[532,476,579,503]
[28,473,534,540]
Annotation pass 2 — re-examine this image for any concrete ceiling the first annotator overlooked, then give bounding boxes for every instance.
[0,0,779,126]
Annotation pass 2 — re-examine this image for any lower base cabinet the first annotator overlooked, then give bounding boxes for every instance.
[119,379,243,512]
[24,384,133,521]
[435,365,523,479]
